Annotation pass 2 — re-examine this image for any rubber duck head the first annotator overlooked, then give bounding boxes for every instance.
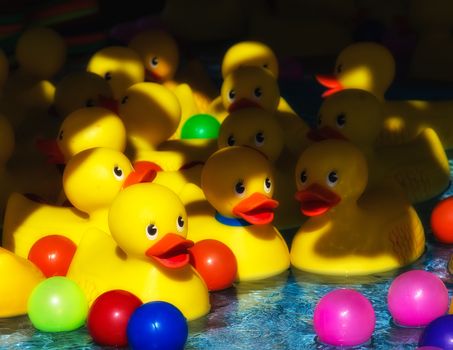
[201,146,278,225]
[87,46,145,100]
[221,66,280,113]
[294,139,368,216]
[217,107,284,162]
[118,82,181,149]
[221,41,279,79]
[108,182,193,268]
[0,115,14,167]
[128,29,179,83]
[62,147,156,213]
[54,71,115,118]
[316,42,395,100]
[309,89,384,148]
[15,27,66,80]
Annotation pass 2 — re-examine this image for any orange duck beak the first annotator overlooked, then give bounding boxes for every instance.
[98,94,119,114]
[228,98,262,112]
[232,192,279,225]
[145,69,163,83]
[122,161,161,188]
[315,74,343,98]
[295,183,341,216]
[146,233,194,269]
[307,126,348,142]
[35,138,65,164]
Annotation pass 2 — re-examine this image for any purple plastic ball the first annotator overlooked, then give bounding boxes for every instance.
[418,315,453,349]
[314,289,376,347]
[387,270,449,327]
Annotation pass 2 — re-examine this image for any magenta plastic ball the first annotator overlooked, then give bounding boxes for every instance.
[387,270,449,327]
[314,289,376,347]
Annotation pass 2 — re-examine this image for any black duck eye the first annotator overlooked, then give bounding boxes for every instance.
[336,113,346,128]
[264,177,272,193]
[85,98,95,107]
[58,130,64,141]
[336,64,343,74]
[263,63,269,68]
[150,56,159,68]
[234,180,245,196]
[228,89,236,101]
[121,96,128,104]
[227,134,235,146]
[146,224,158,240]
[300,170,307,184]
[253,87,262,99]
[327,171,338,187]
[113,165,124,180]
[317,114,322,126]
[255,132,264,146]
[104,72,112,81]
[176,215,184,232]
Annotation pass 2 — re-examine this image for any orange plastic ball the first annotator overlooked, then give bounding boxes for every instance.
[430,197,453,244]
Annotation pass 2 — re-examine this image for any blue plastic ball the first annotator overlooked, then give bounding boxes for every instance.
[127,301,188,350]
[419,314,453,349]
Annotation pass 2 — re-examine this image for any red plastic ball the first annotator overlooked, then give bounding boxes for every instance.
[87,290,142,347]
[28,235,77,277]
[189,239,237,291]
[430,197,453,244]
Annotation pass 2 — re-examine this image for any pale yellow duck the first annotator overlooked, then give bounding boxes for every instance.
[311,89,450,203]
[290,139,425,276]
[316,41,453,150]
[67,182,210,321]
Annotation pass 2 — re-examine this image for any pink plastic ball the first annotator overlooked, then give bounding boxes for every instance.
[387,270,449,327]
[314,289,376,347]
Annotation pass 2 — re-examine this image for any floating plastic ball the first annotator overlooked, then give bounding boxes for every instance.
[27,276,88,332]
[28,235,77,277]
[181,114,220,139]
[127,301,188,350]
[387,270,449,327]
[430,197,453,244]
[314,289,375,347]
[418,315,453,349]
[88,290,142,347]
[189,239,237,291]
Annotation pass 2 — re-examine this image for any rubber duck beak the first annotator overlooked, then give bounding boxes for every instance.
[98,95,119,114]
[122,161,161,188]
[35,138,65,164]
[315,75,343,98]
[145,69,163,83]
[228,98,262,112]
[295,183,341,216]
[307,126,348,141]
[145,233,194,269]
[232,192,279,225]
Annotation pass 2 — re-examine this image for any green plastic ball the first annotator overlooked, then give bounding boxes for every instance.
[181,114,220,139]
[27,276,88,332]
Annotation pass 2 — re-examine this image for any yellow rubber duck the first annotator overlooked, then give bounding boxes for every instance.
[290,139,426,276]
[316,41,453,150]
[53,71,116,118]
[0,247,45,317]
[86,46,144,100]
[187,146,290,281]
[2,147,156,258]
[217,107,305,229]
[67,182,210,321]
[312,89,450,203]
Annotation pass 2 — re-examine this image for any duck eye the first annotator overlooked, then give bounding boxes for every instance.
[113,165,124,180]
[234,180,245,196]
[317,114,322,125]
[58,130,64,141]
[150,56,159,68]
[264,177,272,193]
[327,171,338,187]
[336,64,343,74]
[255,132,264,146]
[104,72,112,81]
[227,134,235,146]
[146,224,158,240]
[85,98,95,107]
[263,63,269,68]
[253,87,262,99]
[336,113,346,128]
[121,96,129,104]
[300,170,307,184]
[176,215,185,232]
[228,89,236,101]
